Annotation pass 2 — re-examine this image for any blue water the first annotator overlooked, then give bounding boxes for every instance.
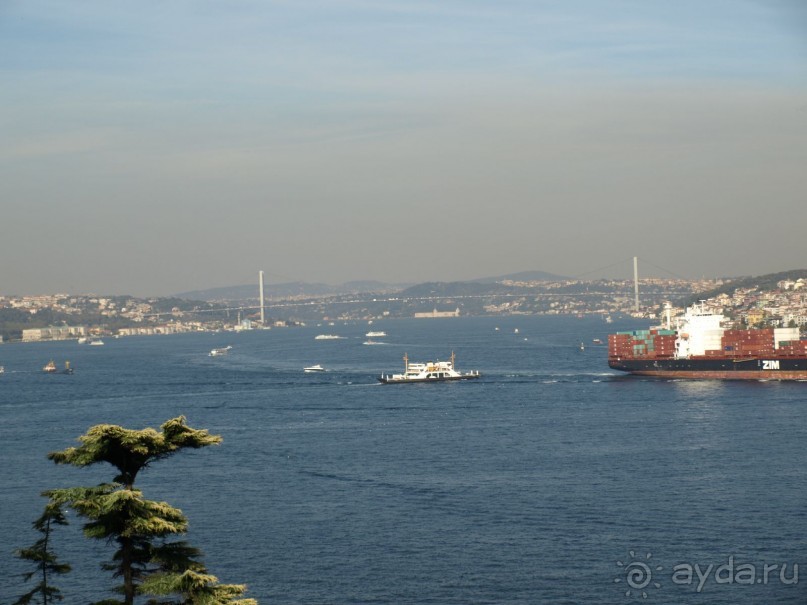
[1,316,805,604]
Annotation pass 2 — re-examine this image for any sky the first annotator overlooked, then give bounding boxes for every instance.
[2,1,806,296]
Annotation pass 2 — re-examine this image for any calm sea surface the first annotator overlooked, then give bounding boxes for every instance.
[1,316,806,604]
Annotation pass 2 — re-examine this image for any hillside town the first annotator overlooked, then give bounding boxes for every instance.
[2,274,806,343]
[685,278,807,328]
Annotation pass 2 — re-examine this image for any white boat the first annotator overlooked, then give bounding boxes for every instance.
[363,340,383,345]
[77,337,88,344]
[378,352,480,384]
[304,364,326,373]
[315,334,344,340]
[0,366,4,374]
[89,338,104,346]
[365,331,387,337]
[209,346,232,357]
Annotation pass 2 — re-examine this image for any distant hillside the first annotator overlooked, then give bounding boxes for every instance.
[685,269,807,304]
[176,280,406,302]
[400,281,521,298]
[342,280,412,291]
[471,270,568,284]
[177,271,564,302]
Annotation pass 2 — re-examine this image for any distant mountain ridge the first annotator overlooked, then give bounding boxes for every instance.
[176,280,409,301]
[471,270,568,284]
[176,270,566,302]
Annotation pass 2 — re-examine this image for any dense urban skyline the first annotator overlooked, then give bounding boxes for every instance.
[2,1,806,296]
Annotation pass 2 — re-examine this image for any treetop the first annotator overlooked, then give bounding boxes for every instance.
[47,416,222,486]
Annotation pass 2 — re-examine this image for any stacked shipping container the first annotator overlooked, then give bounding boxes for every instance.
[609,327,807,360]
[609,329,676,359]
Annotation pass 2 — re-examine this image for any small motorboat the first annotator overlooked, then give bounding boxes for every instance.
[304,364,326,373]
[209,346,233,357]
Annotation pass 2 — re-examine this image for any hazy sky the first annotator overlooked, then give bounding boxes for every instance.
[2,1,806,296]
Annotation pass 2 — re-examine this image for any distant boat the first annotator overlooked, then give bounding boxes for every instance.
[315,334,344,340]
[43,360,72,374]
[0,366,4,374]
[88,338,104,346]
[365,331,386,337]
[209,346,232,357]
[77,337,88,344]
[604,315,613,324]
[304,364,326,373]
[579,342,585,351]
[363,339,383,345]
[592,338,603,345]
[514,328,519,334]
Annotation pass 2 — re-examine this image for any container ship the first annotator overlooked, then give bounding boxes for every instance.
[609,304,807,380]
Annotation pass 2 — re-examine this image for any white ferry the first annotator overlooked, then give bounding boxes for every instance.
[378,352,480,384]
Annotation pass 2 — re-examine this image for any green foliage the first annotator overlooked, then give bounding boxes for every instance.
[13,500,71,605]
[140,570,258,605]
[39,417,255,605]
[48,416,222,486]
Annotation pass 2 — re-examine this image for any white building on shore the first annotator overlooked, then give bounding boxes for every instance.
[22,326,88,342]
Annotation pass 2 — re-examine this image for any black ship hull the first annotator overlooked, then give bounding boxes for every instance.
[609,357,807,380]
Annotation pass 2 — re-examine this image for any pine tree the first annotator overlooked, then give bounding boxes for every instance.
[141,569,257,605]
[13,500,71,605]
[46,416,256,605]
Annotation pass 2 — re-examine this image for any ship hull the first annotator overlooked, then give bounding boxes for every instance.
[609,357,807,380]
[378,375,480,384]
